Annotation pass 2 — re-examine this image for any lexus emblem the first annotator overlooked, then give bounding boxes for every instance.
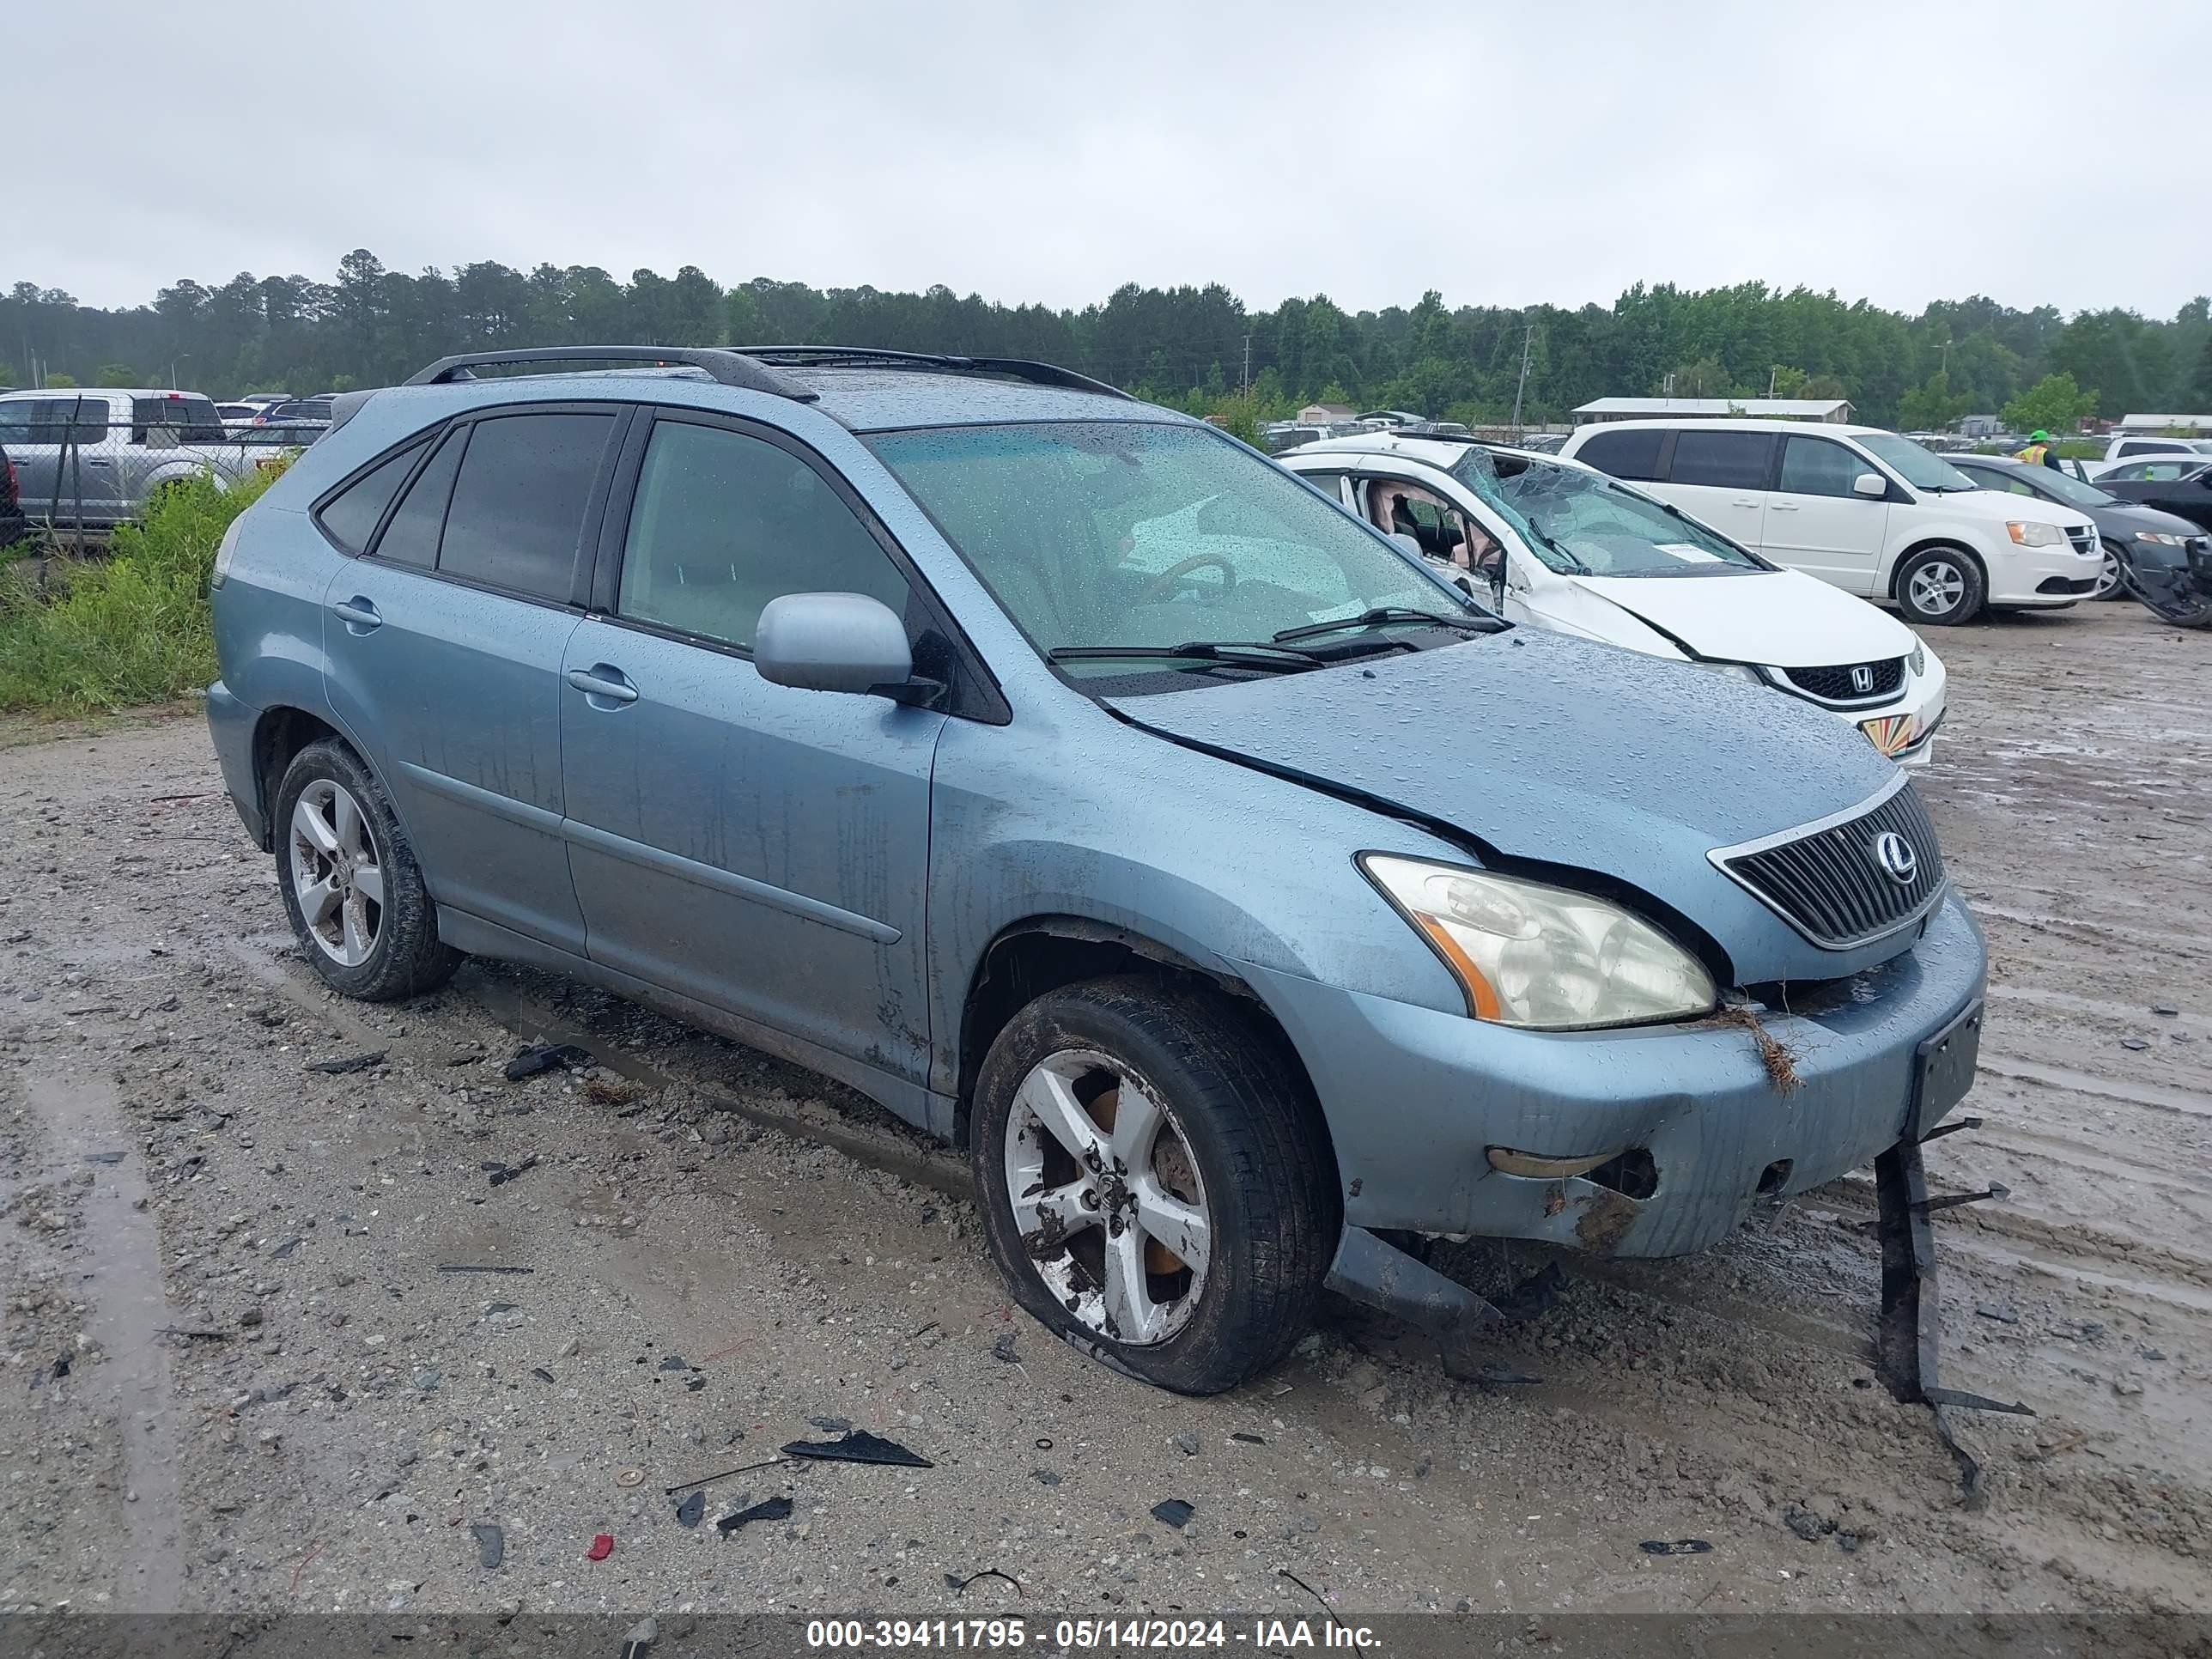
[1850,664,1875,695]
[1873,831,1918,885]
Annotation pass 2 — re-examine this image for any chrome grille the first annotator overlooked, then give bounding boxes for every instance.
[1776,658,1905,703]
[1710,778,1946,950]
[2067,525,2098,556]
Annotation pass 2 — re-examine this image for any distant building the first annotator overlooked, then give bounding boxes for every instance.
[1571,397,1854,424]
[1297,402,1356,425]
[2118,412,2212,434]
[1959,414,2001,439]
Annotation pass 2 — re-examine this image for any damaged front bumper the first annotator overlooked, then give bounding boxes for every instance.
[1239,889,1987,1258]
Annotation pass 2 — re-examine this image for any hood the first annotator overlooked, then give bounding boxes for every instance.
[2091,500,2205,540]
[1106,629,1901,981]
[1941,485,2084,530]
[1567,568,1910,669]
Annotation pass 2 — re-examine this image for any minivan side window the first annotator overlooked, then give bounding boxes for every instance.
[1575,427,1664,481]
[1778,435,1872,499]
[314,438,427,556]
[1668,429,1776,490]
[372,427,467,569]
[617,419,912,651]
[435,412,616,601]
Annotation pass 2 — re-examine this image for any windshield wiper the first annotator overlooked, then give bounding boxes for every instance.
[1273,606,1505,643]
[1047,641,1328,673]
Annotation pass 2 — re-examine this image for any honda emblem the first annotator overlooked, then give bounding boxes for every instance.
[1850,664,1875,695]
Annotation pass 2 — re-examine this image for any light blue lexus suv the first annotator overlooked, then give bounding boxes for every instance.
[206,346,1985,1392]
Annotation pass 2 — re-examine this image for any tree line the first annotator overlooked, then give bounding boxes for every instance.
[6,249,2209,432]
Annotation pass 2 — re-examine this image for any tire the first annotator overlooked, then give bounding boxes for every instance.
[2095,540,2130,601]
[970,975,1338,1394]
[274,738,460,1000]
[1893,544,1987,626]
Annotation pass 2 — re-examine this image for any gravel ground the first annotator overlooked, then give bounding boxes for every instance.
[1,601,2207,1621]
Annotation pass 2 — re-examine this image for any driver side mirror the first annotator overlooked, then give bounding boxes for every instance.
[1851,472,1886,498]
[755,592,932,703]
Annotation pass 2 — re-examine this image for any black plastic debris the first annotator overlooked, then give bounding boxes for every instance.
[504,1042,592,1082]
[269,1237,303,1259]
[1638,1539,1712,1556]
[52,1353,71,1380]
[1030,1469,1060,1486]
[307,1052,386,1075]
[2120,1037,2151,1052]
[2152,1005,2180,1018]
[1150,1499,1194,1528]
[1472,1364,1543,1388]
[946,1568,1022,1595]
[684,1376,706,1392]
[435,1263,534,1275]
[716,1494,793,1534]
[1974,1301,2020,1325]
[806,1413,852,1431]
[470,1522,504,1569]
[674,1491,706,1528]
[482,1155,538,1188]
[531,1367,556,1384]
[782,1429,933,1469]
[658,1354,689,1372]
[1231,1432,1266,1444]
[82,1151,127,1165]
[991,1334,1018,1364]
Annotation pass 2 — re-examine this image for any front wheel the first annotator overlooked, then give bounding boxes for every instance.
[1894,545,1987,626]
[970,976,1337,1394]
[2095,540,2130,601]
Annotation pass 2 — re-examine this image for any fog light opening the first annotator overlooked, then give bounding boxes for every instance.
[1757,1158,1794,1197]
[1486,1146,1619,1181]
[1584,1149,1659,1201]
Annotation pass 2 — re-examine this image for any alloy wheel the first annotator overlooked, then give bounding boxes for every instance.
[2096,548,2124,599]
[1908,560,1966,617]
[289,779,384,967]
[1002,1048,1211,1346]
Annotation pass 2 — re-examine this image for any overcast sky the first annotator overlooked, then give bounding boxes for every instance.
[18,1,2209,320]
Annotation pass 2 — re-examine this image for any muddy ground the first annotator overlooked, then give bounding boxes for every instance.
[0,601,2206,1621]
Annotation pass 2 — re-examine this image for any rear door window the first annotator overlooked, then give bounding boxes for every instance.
[1668,429,1776,490]
[372,426,467,568]
[435,411,615,601]
[314,439,428,555]
[1573,427,1664,481]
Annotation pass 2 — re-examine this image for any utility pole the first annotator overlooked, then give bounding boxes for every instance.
[1241,335,1251,398]
[1510,321,1534,429]
[1768,366,1778,398]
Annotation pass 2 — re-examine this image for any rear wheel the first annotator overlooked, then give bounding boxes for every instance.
[275,739,459,1000]
[1894,545,1987,626]
[970,976,1336,1394]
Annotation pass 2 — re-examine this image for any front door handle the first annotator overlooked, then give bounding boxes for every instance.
[1729,497,1760,507]
[1771,501,1801,512]
[331,596,382,634]
[567,665,639,705]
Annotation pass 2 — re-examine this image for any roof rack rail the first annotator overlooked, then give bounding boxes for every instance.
[402,346,817,402]
[733,345,1134,401]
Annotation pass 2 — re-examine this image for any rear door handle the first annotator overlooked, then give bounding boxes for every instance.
[331,596,382,633]
[567,665,639,705]
[1771,501,1800,512]
[1729,497,1759,507]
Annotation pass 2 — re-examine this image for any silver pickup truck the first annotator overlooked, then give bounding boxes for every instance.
[0,389,296,538]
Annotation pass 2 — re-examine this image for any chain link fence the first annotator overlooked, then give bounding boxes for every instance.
[2,393,313,562]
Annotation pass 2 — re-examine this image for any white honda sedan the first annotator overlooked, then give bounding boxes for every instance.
[1281,433,1947,767]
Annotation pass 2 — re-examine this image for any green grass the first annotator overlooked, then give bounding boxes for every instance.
[0,467,279,715]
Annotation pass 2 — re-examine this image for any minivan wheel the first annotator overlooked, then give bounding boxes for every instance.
[1895,545,1986,625]
[970,976,1335,1394]
[275,740,459,1000]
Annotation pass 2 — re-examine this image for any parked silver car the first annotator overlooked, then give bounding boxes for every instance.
[0,388,276,534]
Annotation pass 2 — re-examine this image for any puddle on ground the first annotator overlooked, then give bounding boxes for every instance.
[27,1067,186,1609]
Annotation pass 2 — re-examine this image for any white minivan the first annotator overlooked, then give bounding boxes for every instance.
[1557,419,2099,625]
[1279,433,1947,766]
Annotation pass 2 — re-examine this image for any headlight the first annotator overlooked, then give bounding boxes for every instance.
[1686,659,1762,684]
[1908,642,1926,676]
[210,517,244,590]
[2134,530,2188,547]
[2005,520,2067,547]
[1360,854,1718,1030]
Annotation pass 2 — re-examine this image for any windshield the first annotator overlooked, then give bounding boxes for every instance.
[2002,464,2118,509]
[1858,433,1978,492]
[867,422,1477,681]
[1449,448,1762,575]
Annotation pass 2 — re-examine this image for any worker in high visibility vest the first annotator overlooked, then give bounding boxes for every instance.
[2015,429,2062,470]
